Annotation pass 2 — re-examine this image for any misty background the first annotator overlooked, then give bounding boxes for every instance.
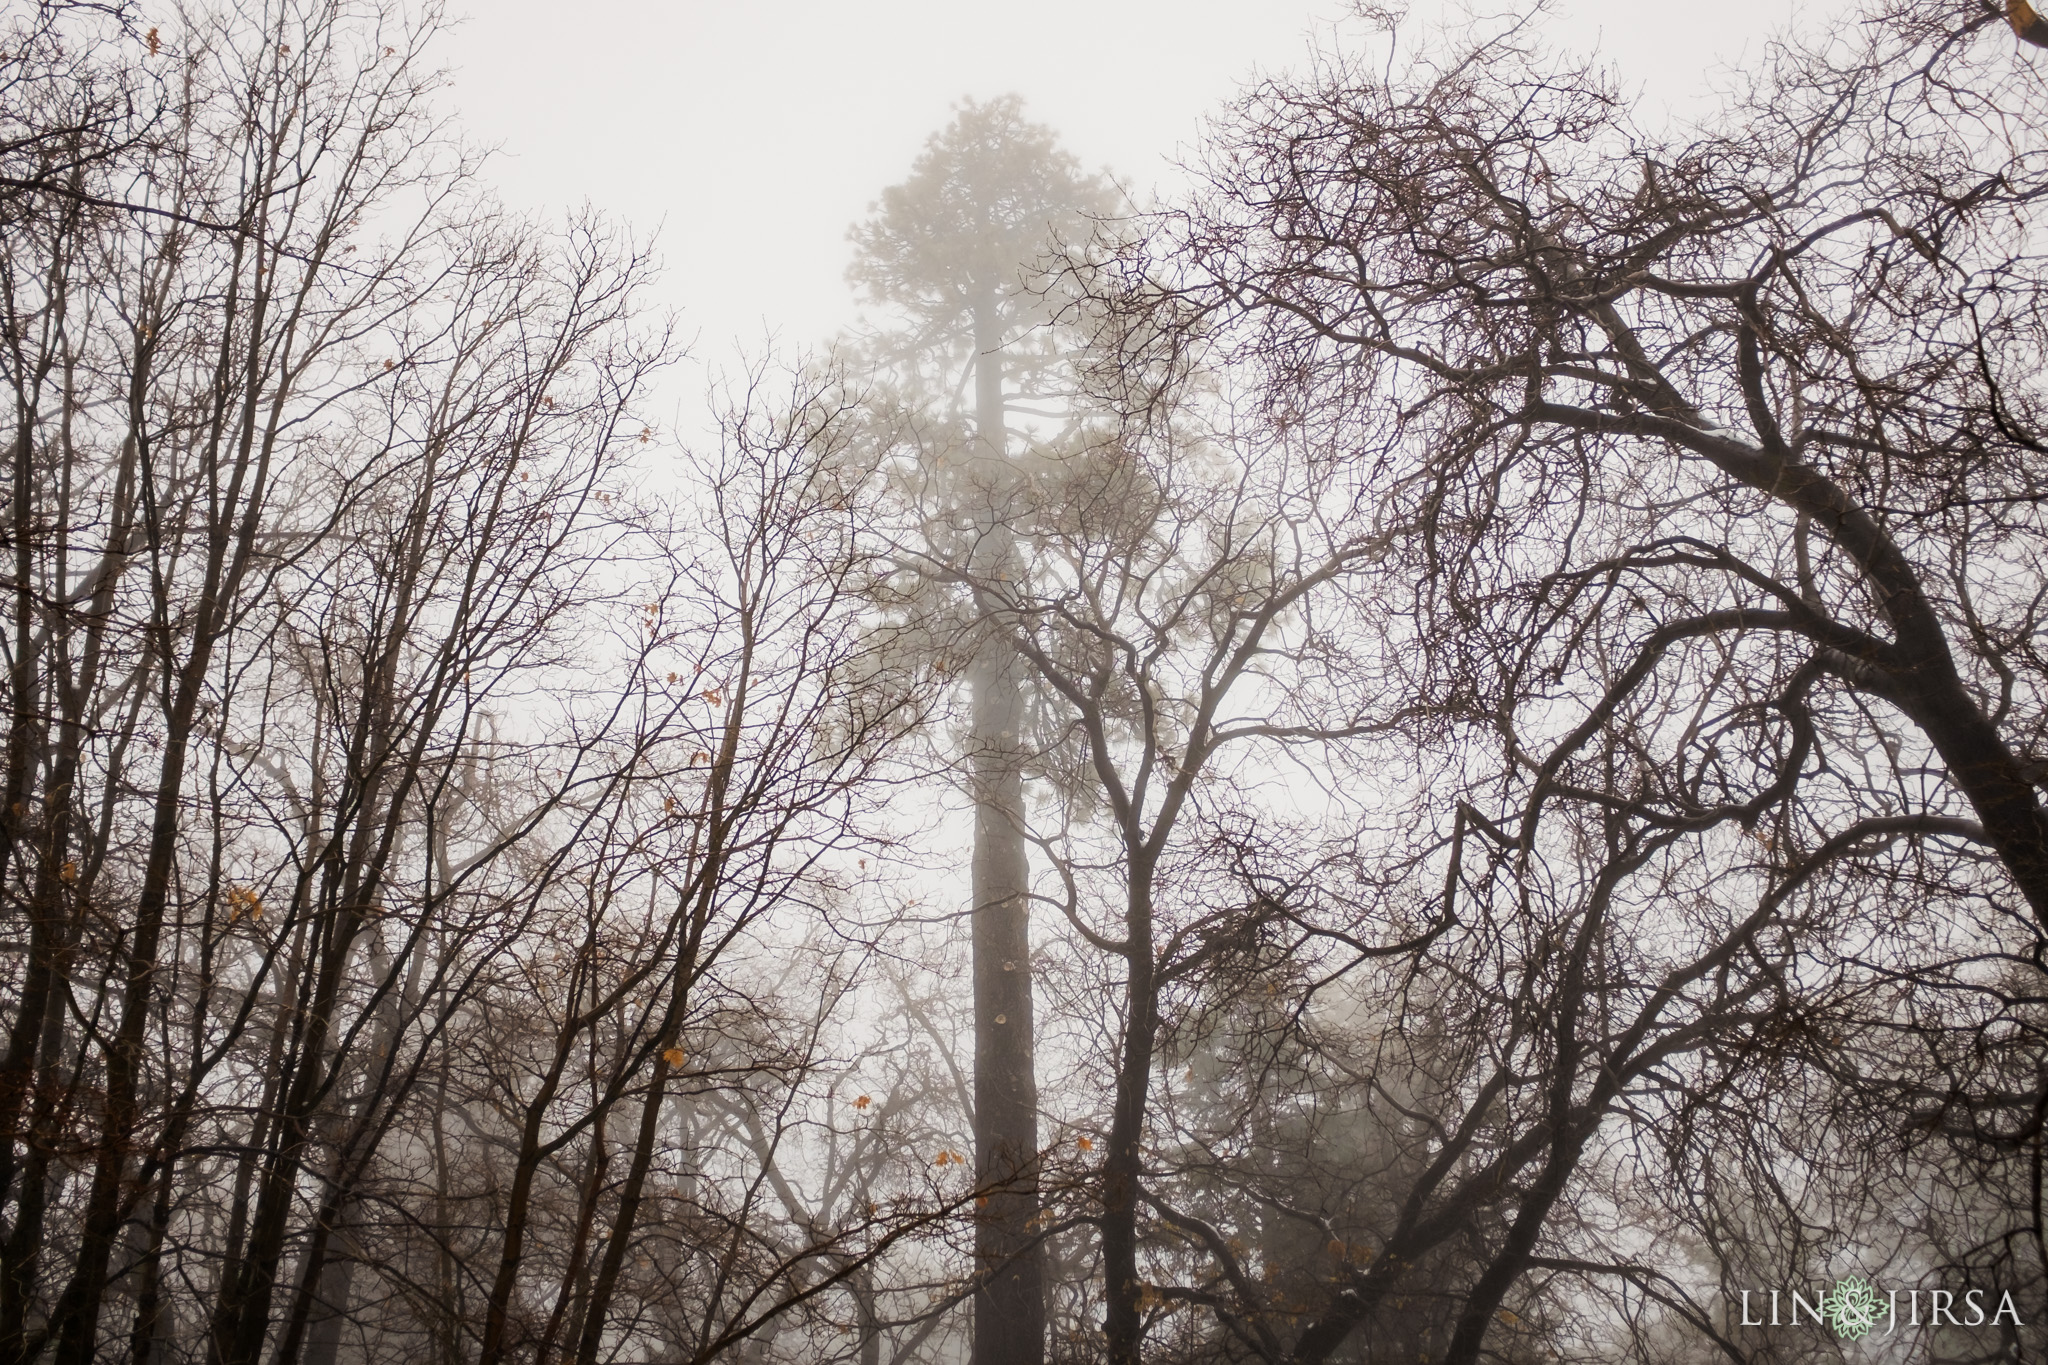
[451,0,1804,359]
[15,0,2048,1363]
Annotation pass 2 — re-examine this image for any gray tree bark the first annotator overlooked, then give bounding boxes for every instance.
[968,293,1045,1365]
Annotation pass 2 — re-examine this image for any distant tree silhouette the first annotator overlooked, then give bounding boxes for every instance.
[850,96,1111,1365]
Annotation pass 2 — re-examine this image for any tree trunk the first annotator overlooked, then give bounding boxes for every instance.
[969,294,1044,1365]
[1100,865,1157,1365]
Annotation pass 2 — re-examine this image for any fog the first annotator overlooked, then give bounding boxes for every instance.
[451,0,1805,354]
[7,2,2047,1364]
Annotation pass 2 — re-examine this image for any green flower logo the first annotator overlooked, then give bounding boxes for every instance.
[1822,1276,1882,1341]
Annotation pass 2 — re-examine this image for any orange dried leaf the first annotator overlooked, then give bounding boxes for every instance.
[1076,1136,1093,1152]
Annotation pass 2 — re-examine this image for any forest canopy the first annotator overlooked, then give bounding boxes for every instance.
[3,1,2047,1364]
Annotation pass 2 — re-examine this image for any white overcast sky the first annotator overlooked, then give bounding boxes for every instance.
[451,0,1806,367]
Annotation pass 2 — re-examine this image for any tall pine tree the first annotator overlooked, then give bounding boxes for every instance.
[850,97,1110,1365]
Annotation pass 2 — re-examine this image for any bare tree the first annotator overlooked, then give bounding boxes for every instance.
[0,8,942,1365]
[1063,0,2048,1358]
[881,312,1412,1360]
